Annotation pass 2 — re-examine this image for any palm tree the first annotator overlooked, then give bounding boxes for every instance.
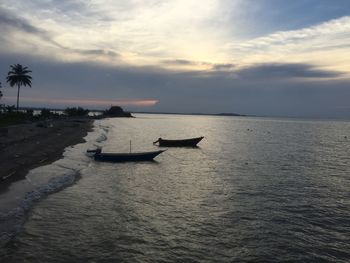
[6,64,32,111]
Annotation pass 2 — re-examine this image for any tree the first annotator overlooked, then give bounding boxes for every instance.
[6,64,32,111]
[0,82,3,113]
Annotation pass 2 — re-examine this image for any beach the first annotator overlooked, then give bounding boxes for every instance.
[0,117,98,247]
[0,118,92,190]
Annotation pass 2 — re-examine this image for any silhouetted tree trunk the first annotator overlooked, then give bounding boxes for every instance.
[17,83,20,111]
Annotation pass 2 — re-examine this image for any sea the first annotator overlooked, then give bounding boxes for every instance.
[0,114,349,262]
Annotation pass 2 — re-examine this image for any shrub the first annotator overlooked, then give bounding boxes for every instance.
[6,105,15,113]
[40,108,52,117]
[63,107,89,117]
[0,111,28,126]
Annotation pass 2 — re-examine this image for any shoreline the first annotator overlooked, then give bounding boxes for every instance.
[0,117,101,247]
[0,117,93,193]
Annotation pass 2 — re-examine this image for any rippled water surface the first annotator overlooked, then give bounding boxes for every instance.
[2,114,350,262]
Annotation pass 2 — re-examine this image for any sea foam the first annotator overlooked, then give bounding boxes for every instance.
[0,119,107,247]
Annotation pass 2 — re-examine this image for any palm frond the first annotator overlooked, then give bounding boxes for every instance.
[6,64,33,87]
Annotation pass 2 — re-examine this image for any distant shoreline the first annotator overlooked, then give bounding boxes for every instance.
[10,107,350,121]
[131,111,249,117]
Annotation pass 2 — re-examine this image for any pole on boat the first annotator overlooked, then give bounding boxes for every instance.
[130,140,131,153]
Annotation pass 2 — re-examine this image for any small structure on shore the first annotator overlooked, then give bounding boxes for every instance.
[103,106,133,117]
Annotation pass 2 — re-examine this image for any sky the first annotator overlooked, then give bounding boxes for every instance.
[0,0,350,118]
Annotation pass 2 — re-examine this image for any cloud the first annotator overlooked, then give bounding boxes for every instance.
[1,52,349,118]
[223,0,350,38]
[212,63,235,71]
[65,48,120,58]
[226,16,350,72]
[161,60,235,71]
[4,0,110,23]
[0,7,53,42]
[232,16,350,51]
[0,7,120,61]
[1,1,350,73]
[0,0,228,65]
[162,59,200,66]
[161,59,214,70]
[235,63,342,79]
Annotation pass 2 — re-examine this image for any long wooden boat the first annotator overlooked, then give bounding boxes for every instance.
[89,149,166,162]
[153,136,204,147]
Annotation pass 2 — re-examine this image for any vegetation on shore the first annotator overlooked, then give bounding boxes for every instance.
[0,82,2,100]
[0,105,133,127]
[0,107,89,127]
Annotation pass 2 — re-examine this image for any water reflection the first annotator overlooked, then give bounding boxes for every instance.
[3,114,350,262]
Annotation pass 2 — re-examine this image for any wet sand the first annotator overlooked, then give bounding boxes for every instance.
[0,118,92,193]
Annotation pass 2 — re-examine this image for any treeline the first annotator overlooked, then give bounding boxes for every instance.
[0,106,91,127]
[0,106,90,117]
[63,107,90,116]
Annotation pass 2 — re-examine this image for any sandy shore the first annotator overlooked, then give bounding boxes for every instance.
[0,118,93,192]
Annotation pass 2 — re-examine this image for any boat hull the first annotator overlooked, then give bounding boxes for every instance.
[157,136,204,147]
[94,150,165,162]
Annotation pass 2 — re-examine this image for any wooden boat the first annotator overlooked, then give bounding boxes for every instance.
[88,148,165,162]
[153,136,204,147]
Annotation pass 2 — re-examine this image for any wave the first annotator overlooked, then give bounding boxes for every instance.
[0,119,108,247]
[0,168,80,247]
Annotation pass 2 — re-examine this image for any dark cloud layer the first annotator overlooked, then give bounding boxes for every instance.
[0,8,52,41]
[162,59,212,66]
[235,63,342,79]
[212,63,235,71]
[0,52,349,118]
[0,7,120,59]
[162,59,196,65]
[161,60,236,71]
[67,48,120,58]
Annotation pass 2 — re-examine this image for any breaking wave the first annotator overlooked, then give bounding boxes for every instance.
[0,120,107,247]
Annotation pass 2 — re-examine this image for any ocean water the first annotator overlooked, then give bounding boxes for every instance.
[1,114,350,262]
